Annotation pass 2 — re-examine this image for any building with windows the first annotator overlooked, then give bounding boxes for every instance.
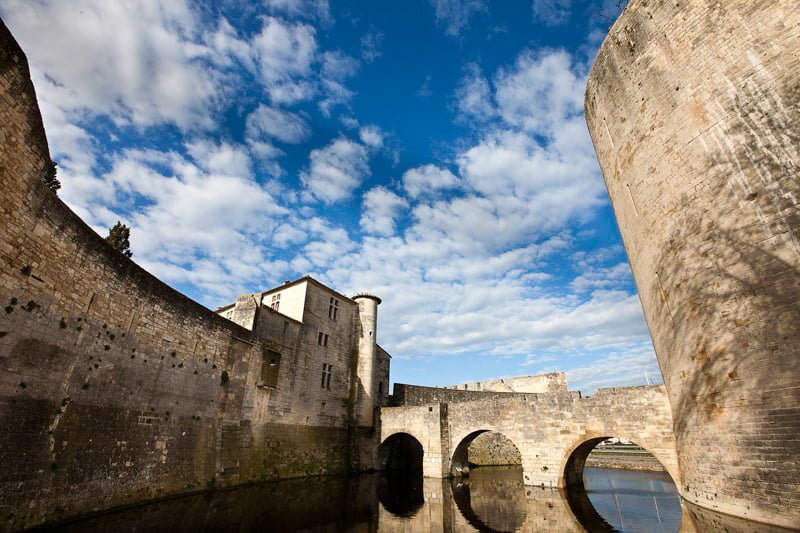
[216,276,391,430]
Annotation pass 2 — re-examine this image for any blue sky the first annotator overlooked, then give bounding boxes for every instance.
[0,0,662,394]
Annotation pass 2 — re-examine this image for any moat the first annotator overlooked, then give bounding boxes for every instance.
[38,467,680,532]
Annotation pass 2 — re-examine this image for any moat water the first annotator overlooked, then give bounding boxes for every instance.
[36,467,688,532]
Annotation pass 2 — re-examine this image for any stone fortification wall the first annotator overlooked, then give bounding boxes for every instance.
[445,372,567,394]
[585,0,799,527]
[584,453,665,473]
[0,21,353,530]
[390,382,580,406]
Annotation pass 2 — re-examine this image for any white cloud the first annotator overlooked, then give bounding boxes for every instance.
[245,104,311,144]
[0,0,220,130]
[360,187,408,236]
[300,137,371,203]
[454,63,495,122]
[252,17,318,104]
[359,125,384,148]
[91,144,288,300]
[494,49,585,137]
[402,164,460,199]
[571,262,633,293]
[564,343,663,395]
[321,50,359,80]
[429,0,488,36]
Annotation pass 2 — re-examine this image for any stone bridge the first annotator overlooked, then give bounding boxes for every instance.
[378,377,680,491]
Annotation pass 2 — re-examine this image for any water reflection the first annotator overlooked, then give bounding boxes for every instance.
[34,467,788,532]
[566,468,682,533]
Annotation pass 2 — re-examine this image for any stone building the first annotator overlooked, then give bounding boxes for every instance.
[214,276,391,429]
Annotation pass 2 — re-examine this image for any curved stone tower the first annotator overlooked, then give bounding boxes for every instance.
[586,1,799,527]
[353,294,381,427]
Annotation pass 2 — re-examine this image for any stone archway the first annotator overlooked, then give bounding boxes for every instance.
[560,435,679,490]
[378,432,424,471]
[561,436,682,532]
[450,430,522,477]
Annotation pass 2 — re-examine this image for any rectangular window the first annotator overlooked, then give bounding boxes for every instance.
[328,297,339,320]
[260,350,281,388]
[378,381,383,394]
[318,332,324,346]
[271,293,280,311]
[323,334,329,347]
[321,363,332,389]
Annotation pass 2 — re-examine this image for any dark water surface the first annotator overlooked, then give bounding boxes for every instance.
[33,467,785,532]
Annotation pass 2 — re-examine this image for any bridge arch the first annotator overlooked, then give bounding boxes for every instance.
[450,429,522,477]
[378,432,424,471]
[559,434,679,490]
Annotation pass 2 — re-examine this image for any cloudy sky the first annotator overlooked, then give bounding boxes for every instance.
[0,0,662,393]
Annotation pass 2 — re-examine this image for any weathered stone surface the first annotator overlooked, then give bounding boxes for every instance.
[586,0,800,527]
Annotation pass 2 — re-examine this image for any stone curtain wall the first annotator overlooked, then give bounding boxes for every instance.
[0,21,351,530]
[586,0,800,527]
[390,382,581,406]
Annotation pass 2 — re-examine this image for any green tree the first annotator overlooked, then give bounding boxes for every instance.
[105,221,133,258]
[43,161,60,192]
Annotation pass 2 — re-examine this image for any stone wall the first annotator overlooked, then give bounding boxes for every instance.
[467,431,522,466]
[0,20,363,530]
[445,372,568,394]
[390,382,580,406]
[585,0,800,527]
[584,453,665,472]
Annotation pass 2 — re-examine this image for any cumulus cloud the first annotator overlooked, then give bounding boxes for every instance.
[570,262,633,293]
[360,187,408,236]
[318,51,360,116]
[429,0,488,37]
[454,63,495,122]
[0,0,219,129]
[300,137,372,203]
[252,17,318,104]
[245,104,311,144]
[359,125,384,148]
[494,49,585,136]
[402,164,460,199]
[95,143,288,299]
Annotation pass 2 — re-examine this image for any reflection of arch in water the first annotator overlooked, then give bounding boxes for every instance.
[450,469,527,533]
[377,432,424,471]
[451,430,522,477]
[377,469,424,518]
[561,436,679,532]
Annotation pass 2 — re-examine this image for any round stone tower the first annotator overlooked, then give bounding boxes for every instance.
[353,293,381,427]
[586,1,799,527]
